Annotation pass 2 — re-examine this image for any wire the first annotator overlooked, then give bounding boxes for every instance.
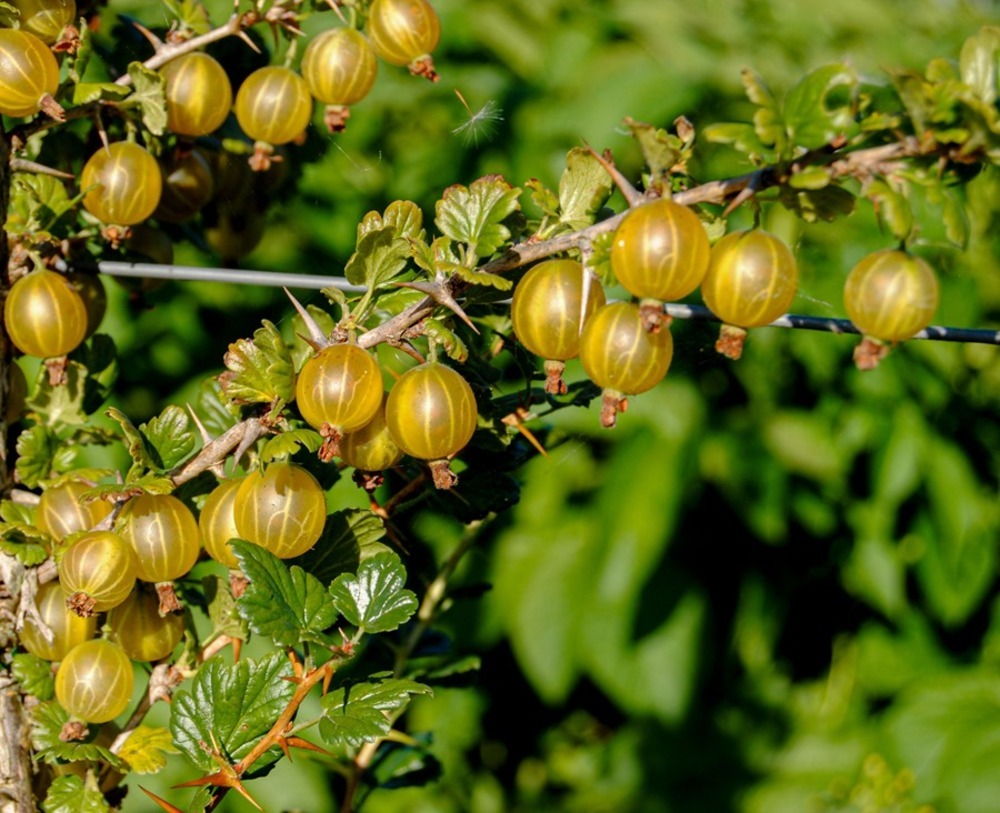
[93,261,1000,347]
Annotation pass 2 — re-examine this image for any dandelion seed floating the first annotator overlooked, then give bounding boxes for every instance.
[452,89,503,147]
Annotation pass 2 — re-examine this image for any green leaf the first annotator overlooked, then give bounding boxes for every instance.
[783,63,857,149]
[141,404,195,470]
[447,264,512,292]
[70,82,131,106]
[435,175,521,258]
[787,166,831,190]
[319,676,431,749]
[219,320,294,407]
[41,775,111,813]
[171,652,295,776]
[8,173,77,234]
[30,702,125,768]
[66,22,93,82]
[28,361,90,429]
[623,118,682,181]
[203,574,249,641]
[105,406,155,471]
[233,541,339,646]
[702,122,770,158]
[70,335,119,415]
[863,179,913,241]
[960,25,1000,107]
[423,319,469,363]
[329,551,418,634]
[12,652,54,699]
[777,184,856,222]
[261,428,322,462]
[163,0,212,34]
[526,177,560,220]
[344,201,424,288]
[14,425,58,488]
[290,508,380,584]
[741,69,785,152]
[116,726,179,774]
[126,61,167,136]
[557,147,614,229]
[0,522,49,565]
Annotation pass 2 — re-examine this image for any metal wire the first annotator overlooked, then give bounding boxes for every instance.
[93,261,1000,347]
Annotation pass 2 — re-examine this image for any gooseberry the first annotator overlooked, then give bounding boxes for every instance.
[844,249,939,369]
[19,581,97,661]
[579,301,673,428]
[0,29,60,117]
[155,149,215,223]
[700,229,799,359]
[510,258,606,393]
[36,479,113,542]
[9,0,75,44]
[58,530,137,616]
[234,66,312,168]
[385,362,477,489]
[160,52,233,137]
[3,269,88,358]
[610,198,710,330]
[81,142,162,226]
[366,0,441,81]
[198,477,244,569]
[55,639,134,723]
[118,493,201,584]
[301,27,378,132]
[295,343,383,459]
[108,588,184,662]
[233,462,327,559]
[340,393,403,478]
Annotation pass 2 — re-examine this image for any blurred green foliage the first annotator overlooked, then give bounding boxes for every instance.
[101,0,1000,810]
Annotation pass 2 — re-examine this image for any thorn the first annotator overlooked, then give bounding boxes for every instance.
[322,663,334,695]
[187,406,226,478]
[286,648,304,679]
[723,171,764,217]
[174,773,263,811]
[585,142,642,206]
[232,417,262,469]
[130,19,164,50]
[283,735,332,757]
[394,280,479,334]
[140,786,186,813]
[237,30,262,53]
[284,287,328,347]
[9,158,74,179]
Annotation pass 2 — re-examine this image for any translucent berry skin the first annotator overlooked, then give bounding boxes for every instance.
[19,581,97,661]
[58,531,137,613]
[579,302,674,395]
[55,640,134,723]
[510,259,606,361]
[118,494,201,583]
[701,230,799,328]
[160,52,233,137]
[234,66,313,146]
[295,344,384,434]
[366,0,440,66]
[302,28,378,106]
[610,198,711,302]
[81,142,163,226]
[340,394,403,472]
[198,478,244,569]
[10,0,75,44]
[37,480,113,542]
[844,249,940,342]
[108,589,184,662]
[155,149,215,223]
[3,269,88,359]
[0,29,59,117]
[385,363,477,461]
[233,462,327,559]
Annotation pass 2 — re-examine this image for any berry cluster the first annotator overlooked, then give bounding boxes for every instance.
[511,197,940,426]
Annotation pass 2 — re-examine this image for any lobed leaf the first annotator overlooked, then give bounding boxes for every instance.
[171,652,295,776]
[14,425,58,488]
[319,676,431,749]
[558,146,614,228]
[30,702,125,768]
[329,551,418,634]
[219,320,295,407]
[71,82,131,106]
[203,574,250,641]
[0,522,49,566]
[345,201,424,288]
[41,775,111,813]
[261,428,322,462]
[623,119,682,182]
[435,175,521,258]
[116,726,179,774]
[126,61,167,136]
[141,404,195,470]
[12,653,54,699]
[290,508,382,584]
[234,541,339,646]
[783,63,857,150]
